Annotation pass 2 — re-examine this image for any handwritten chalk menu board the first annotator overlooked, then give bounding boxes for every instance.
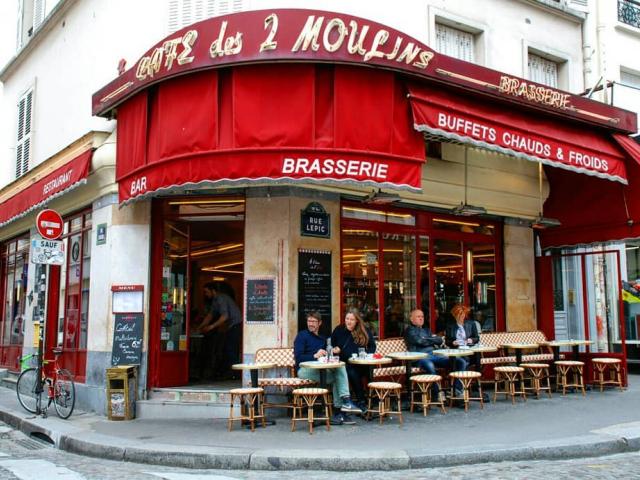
[244,276,276,324]
[298,250,332,336]
[111,313,144,366]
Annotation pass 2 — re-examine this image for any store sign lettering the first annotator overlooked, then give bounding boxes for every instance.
[130,176,148,196]
[282,157,389,179]
[134,13,435,83]
[499,76,571,110]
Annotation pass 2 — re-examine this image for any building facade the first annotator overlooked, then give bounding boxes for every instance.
[0,0,637,414]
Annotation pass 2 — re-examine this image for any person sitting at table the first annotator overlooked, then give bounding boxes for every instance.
[445,303,480,370]
[294,310,363,425]
[331,308,376,411]
[404,309,466,401]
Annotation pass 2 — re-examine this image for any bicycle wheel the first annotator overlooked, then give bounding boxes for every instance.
[53,369,75,419]
[16,368,40,414]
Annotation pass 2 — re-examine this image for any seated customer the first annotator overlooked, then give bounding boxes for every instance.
[331,308,376,411]
[445,303,480,370]
[404,309,466,399]
[294,311,362,425]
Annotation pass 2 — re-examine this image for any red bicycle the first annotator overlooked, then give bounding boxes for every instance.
[16,348,75,419]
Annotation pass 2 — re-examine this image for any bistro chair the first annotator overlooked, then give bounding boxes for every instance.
[555,360,586,396]
[409,374,446,416]
[367,381,403,425]
[449,371,483,412]
[227,387,266,432]
[520,363,552,399]
[291,387,331,434]
[592,358,624,392]
[493,366,526,404]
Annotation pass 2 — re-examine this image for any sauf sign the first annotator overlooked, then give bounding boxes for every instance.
[32,209,65,265]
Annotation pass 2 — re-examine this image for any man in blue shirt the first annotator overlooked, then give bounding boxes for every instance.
[294,311,362,425]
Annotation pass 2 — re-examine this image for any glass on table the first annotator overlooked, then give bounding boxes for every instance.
[358,348,366,359]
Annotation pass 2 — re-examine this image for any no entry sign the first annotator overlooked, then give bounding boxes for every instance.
[36,209,63,240]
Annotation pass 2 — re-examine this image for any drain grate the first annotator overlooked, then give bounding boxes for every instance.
[14,438,48,450]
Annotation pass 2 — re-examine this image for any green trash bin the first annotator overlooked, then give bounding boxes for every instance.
[106,365,137,420]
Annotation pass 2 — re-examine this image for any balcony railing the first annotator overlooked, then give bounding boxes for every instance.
[619,0,640,29]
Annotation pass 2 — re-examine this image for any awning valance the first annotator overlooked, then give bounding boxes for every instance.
[0,150,92,227]
[407,83,630,184]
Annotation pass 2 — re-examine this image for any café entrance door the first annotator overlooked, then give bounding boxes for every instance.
[149,198,245,388]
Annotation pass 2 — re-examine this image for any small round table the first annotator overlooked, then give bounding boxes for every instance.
[386,351,428,395]
[501,343,539,365]
[432,348,475,372]
[348,356,392,384]
[468,345,498,370]
[299,360,345,389]
[232,362,277,426]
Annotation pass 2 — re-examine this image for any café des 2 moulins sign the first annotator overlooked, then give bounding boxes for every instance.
[301,202,330,238]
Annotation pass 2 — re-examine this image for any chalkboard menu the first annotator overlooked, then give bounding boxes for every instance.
[111,313,144,366]
[298,250,332,336]
[244,277,276,323]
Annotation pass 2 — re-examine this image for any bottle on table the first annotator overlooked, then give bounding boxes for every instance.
[326,338,334,362]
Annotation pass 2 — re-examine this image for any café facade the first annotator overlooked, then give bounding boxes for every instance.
[1,9,639,412]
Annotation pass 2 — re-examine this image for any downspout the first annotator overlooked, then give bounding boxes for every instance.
[595,0,609,104]
[582,0,596,95]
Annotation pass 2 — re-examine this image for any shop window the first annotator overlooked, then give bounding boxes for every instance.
[623,241,640,343]
[528,52,559,88]
[1,235,29,347]
[342,206,415,226]
[15,88,33,179]
[432,217,495,236]
[57,211,92,351]
[435,23,475,62]
[468,244,496,332]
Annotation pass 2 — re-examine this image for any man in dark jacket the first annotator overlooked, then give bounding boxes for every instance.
[404,309,466,399]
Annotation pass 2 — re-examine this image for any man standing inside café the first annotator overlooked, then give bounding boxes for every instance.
[294,311,362,425]
[404,309,466,400]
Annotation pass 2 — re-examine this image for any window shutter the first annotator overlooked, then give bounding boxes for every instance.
[168,0,244,32]
[16,90,33,179]
[33,0,45,30]
[528,53,558,88]
[435,23,475,63]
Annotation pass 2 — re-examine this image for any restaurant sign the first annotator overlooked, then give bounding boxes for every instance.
[92,9,635,132]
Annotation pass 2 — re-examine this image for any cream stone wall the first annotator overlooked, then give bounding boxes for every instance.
[244,192,341,355]
[504,223,537,331]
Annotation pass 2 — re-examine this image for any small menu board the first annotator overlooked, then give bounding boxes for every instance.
[298,250,332,336]
[111,313,144,366]
[244,276,276,324]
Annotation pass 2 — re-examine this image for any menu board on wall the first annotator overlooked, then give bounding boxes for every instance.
[298,249,332,337]
[111,313,144,366]
[244,276,276,324]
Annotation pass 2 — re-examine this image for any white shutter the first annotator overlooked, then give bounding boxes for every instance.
[435,23,475,62]
[528,53,558,88]
[33,0,45,30]
[168,0,244,33]
[16,90,33,179]
[621,71,640,88]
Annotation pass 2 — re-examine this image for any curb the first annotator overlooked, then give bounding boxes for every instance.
[2,404,640,471]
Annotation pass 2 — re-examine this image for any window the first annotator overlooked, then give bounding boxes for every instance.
[1,235,29,348]
[17,0,60,48]
[619,0,640,29]
[57,211,92,352]
[15,89,34,179]
[435,23,475,62]
[168,0,245,33]
[618,70,640,126]
[528,53,559,88]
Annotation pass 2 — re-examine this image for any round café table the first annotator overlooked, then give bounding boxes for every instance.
[432,348,475,372]
[386,351,428,396]
[543,339,594,362]
[348,355,392,384]
[467,345,498,370]
[299,360,345,390]
[232,362,277,426]
[501,342,539,366]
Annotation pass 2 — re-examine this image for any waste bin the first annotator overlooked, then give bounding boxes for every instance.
[106,365,137,420]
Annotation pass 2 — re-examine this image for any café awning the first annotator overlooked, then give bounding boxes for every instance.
[407,83,630,184]
[0,149,92,227]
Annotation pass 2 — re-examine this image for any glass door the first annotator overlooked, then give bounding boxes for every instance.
[381,233,416,338]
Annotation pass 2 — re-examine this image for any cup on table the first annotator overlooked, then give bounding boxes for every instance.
[351,353,358,360]
[358,348,366,359]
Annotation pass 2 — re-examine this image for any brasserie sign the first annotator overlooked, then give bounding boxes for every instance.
[92,9,633,132]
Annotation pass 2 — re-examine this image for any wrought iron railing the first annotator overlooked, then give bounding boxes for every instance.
[619,0,640,28]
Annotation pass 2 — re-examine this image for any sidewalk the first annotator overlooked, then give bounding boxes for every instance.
[1,376,639,472]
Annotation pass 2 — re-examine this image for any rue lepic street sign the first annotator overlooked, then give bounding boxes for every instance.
[36,209,63,240]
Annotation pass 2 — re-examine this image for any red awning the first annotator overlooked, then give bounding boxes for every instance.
[0,150,92,227]
[116,65,426,203]
[407,83,629,184]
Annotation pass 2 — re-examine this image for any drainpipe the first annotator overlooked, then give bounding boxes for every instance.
[582,0,596,94]
[595,0,609,104]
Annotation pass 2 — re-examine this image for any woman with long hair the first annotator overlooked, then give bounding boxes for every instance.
[331,308,376,411]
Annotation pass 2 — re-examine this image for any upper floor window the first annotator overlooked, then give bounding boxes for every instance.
[15,89,34,179]
[17,0,60,49]
[619,0,640,29]
[435,23,475,63]
[168,0,245,33]
[528,53,559,88]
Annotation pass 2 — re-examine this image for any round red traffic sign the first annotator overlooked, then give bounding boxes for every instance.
[36,209,63,240]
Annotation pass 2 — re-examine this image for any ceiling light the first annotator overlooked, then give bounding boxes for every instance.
[362,189,401,205]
